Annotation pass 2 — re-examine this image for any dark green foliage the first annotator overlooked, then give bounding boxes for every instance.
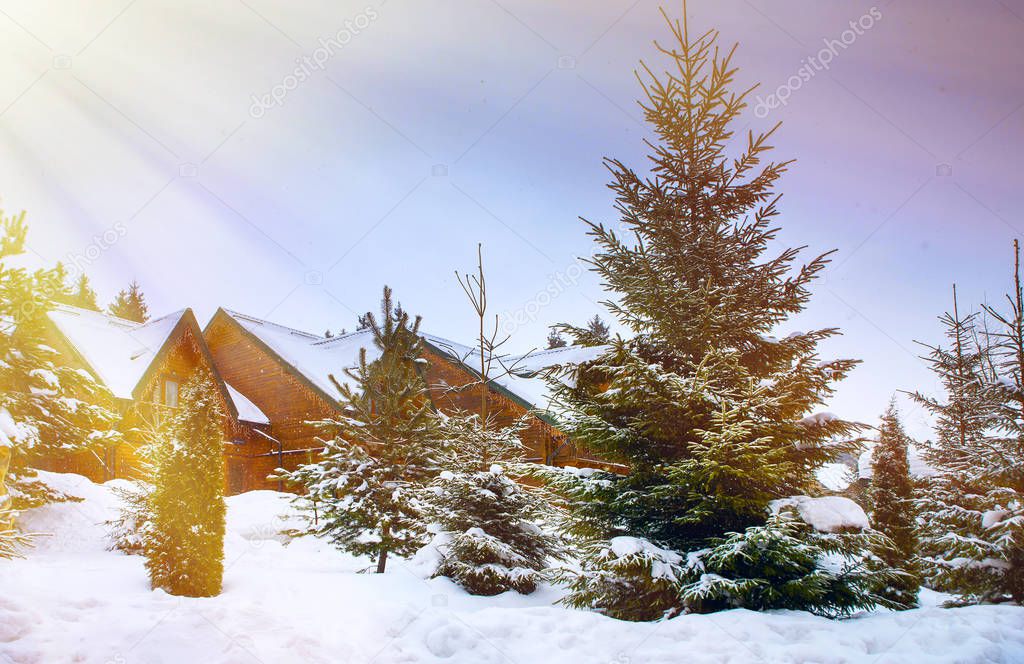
[869,402,920,608]
[425,416,564,596]
[145,373,226,597]
[680,513,898,619]
[286,287,442,573]
[108,280,149,323]
[556,536,687,622]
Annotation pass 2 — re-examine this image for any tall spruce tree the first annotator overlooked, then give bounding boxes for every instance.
[108,280,149,323]
[541,7,863,619]
[145,372,226,597]
[912,286,1006,602]
[286,287,442,573]
[870,401,920,608]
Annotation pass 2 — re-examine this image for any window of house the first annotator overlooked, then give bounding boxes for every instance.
[163,378,180,408]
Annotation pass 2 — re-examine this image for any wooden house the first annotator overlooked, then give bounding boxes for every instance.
[203,309,616,493]
[38,304,270,485]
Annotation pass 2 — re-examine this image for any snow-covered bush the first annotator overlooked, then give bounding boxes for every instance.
[425,463,563,596]
[557,536,689,622]
[106,480,153,555]
[421,415,565,596]
[680,512,899,618]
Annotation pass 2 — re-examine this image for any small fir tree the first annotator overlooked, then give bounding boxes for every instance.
[422,247,565,595]
[538,7,863,619]
[108,280,150,323]
[585,315,610,343]
[978,241,1024,603]
[145,372,226,597]
[107,421,163,555]
[425,417,563,595]
[55,272,100,311]
[286,287,442,573]
[546,328,568,349]
[869,402,920,609]
[678,512,898,619]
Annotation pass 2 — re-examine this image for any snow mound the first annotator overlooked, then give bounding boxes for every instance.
[770,495,871,533]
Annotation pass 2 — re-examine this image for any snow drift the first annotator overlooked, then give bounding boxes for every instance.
[1,472,1022,663]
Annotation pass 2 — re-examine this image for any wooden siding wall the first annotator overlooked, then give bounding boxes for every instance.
[205,316,337,491]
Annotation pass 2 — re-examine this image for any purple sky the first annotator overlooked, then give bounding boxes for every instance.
[1,0,1023,438]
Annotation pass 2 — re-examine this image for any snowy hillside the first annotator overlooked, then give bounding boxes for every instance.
[0,472,1021,664]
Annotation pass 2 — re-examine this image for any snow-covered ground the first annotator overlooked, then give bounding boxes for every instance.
[2,473,1023,664]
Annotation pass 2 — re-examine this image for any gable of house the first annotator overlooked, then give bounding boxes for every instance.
[41,305,266,483]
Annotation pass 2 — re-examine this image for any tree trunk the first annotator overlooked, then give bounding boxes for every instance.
[377,524,391,574]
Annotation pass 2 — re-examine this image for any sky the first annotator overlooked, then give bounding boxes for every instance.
[1,0,1022,439]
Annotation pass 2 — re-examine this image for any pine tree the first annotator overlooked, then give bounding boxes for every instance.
[869,401,920,609]
[145,372,226,597]
[912,242,1024,604]
[65,274,100,311]
[420,247,566,595]
[585,315,610,343]
[52,266,99,311]
[424,417,564,595]
[540,7,862,619]
[912,286,1006,602]
[0,210,121,512]
[108,280,150,323]
[546,328,567,350]
[286,287,441,573]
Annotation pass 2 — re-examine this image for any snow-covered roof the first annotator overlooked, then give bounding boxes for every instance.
[423,336,607,413]
[223,310,381,399]
[226,383,270,425]
[220,309,606,414]
[47,305,187,400]
[858,445,937,481]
